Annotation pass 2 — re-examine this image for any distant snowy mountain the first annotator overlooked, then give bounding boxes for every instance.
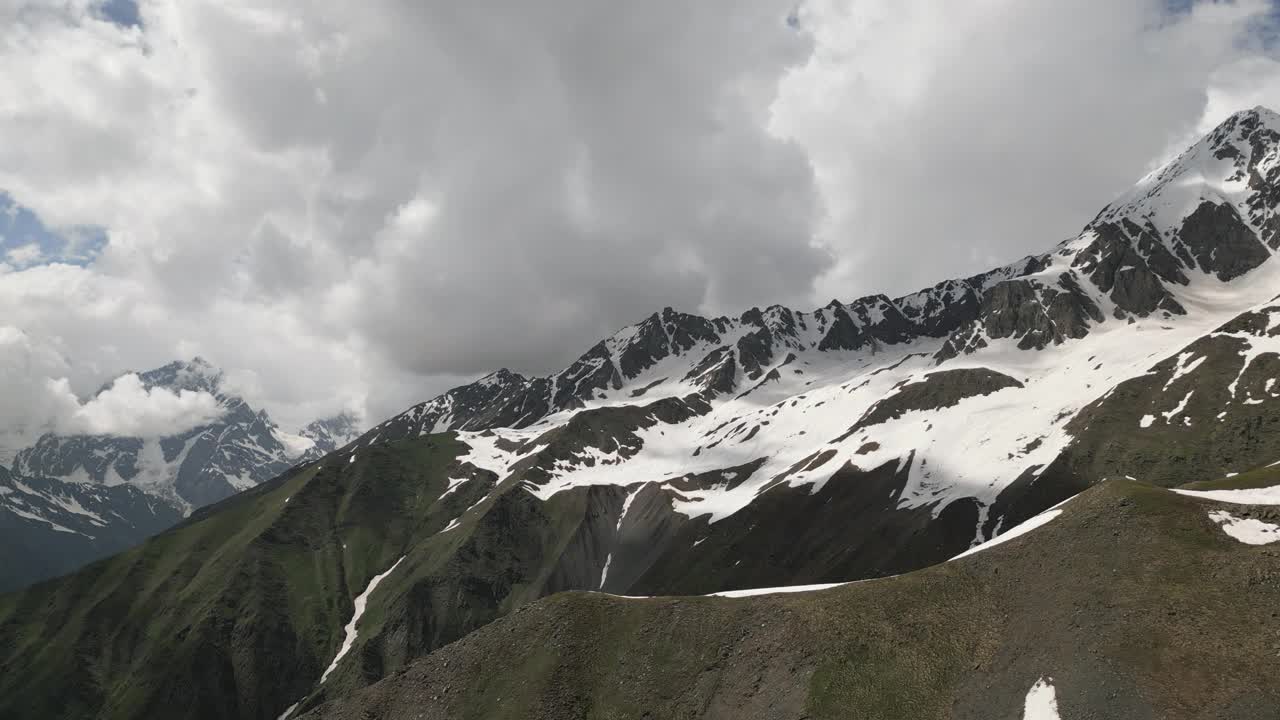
[295,412,364,463]
[13,358,299,512]
[2,359,364,589]
[0,465,181,592]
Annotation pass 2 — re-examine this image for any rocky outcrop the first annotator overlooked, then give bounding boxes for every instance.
[1073,222,1186,317]
[1177,201,1271,281]
[852,368,1024,430]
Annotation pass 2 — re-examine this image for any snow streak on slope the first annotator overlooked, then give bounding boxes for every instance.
[709,581,851,598]
[320,556,407,684]
[1174,486,1280,505]
[951,501,1071,561]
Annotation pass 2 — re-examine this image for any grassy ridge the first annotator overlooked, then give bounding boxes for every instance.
[302,480,1280,720]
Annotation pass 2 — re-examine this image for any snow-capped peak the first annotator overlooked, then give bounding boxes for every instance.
[293,412,365,462]
[1095,104,1280,247]
[133,357,225,396]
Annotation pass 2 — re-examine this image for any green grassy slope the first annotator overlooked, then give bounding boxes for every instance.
[0,434,613,720]
[301,479,1280,720]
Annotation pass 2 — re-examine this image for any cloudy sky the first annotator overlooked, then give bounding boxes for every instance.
[2,0,1280,445]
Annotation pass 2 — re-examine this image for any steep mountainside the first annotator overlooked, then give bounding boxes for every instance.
[5,107,1280,720]
[298,478,1280,720]
[0,466,181,592]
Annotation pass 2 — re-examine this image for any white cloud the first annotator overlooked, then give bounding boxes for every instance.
[4,242,45,268]
[49,372,224,437]
[0,327,223,453]
[0,0,1278,441]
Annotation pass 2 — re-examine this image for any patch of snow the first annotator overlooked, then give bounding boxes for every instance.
[48,492,105,523]
[5,506,83,536]
[598,554,613,590]
[438,475,472,500]
[1162,352,1206,392]
[1023,677,1061,720]
[1174,486,1280,505]
[1139,414,1156,429]
[952,498,1072,560]
[710,581,851,598]
[1207,509,1280,544]
[1161,390,1194,424]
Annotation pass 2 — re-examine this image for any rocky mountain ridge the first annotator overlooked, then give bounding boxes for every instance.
[352,106,1280,534]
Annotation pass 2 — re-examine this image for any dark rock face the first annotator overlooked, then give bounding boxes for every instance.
[899,279,984,338]
[1074,223,1185,317]
[616,314,671,379]
[629,457,980,596]
[553,342,623,408]
[1046,272,1106,335]
[661,307,720,354]
[979,279,1064,350]
[735,328,776,380]
[1124,218,1189,286]
[816,304,867,352]
[1177,201,1271,281]
[683,347,737,394]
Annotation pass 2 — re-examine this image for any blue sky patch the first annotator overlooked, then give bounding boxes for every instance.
[97,0,142,29]
[0,193,108,269]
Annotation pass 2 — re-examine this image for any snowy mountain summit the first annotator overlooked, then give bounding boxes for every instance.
[342,106,1280,585]
[13,358,301,512]
[2,359,364,588]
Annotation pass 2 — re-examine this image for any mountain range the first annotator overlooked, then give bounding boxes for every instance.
[3,107,1280,719]
[0,358,362,590]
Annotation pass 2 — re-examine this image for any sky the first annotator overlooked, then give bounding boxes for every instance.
[2,0,1280,447]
